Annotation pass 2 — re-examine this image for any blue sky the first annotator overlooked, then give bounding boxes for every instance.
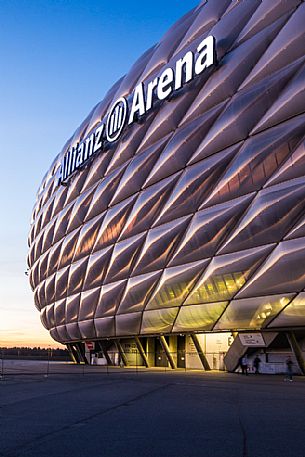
[0,0,199,347]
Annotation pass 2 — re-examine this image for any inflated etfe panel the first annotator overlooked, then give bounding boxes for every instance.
[28,0,305,343]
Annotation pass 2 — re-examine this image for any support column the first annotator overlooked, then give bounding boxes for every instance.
[96,341,113,366]
[66,343,79,363]
[286,331,305,375]
[115,339,128,367]
[134,336,150,368]
[159,336,176,369]
[191,334,211,371]
[75,342,88,364]
[146,337,155,367]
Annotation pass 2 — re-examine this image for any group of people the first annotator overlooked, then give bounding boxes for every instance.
[239,354,294,380]
[239,355,261,375]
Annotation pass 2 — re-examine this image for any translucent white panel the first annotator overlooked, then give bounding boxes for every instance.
[253,61,305,134]
[200,116,305,209]
[54,266,70,300]
[145,259,208,310]
[50,327,61,342]
[237,237,305,298]
[267,138,305,188]
[181,25,277,124]
[79,288,100,321]
[285,213,305,241]
[175,0,229,55]
[29,1,305,345]
[67,257,88,295]
[82,152,112,192]
[46,241,62,276]
[65,168,89,205]
[79,319,96,339]
[117,271,162,315]
[85,166,126,222]
[56,325,69,342]
[145,105,223,187]
[44,273,56,304]
[240,3,305,90]
[40,306,48,329]
[54,299,67,326]
[82,246,113,291]
[141,307,179,334]
[111,136,168,205]
[116,312,142,336]
[189,64,297,166]
[52,202,73,243]
[136,89,197,153]
[72,213,105,261]
[120,173,179,240]
[58,227,81,268]
[66,186,97,233]
[219,178,305,254]
[41,220,55,253]
[214,294,294,330]
[105,115,158,176]
[173,302,228,332]
[169,193,254,266]
[154,146,237,226]
[94,317,115,338]
[132,216,190,276]
[104,233,146,283]
[185,245,273,305]
[65,293,81,323]
[52,186,68,217]
[92,196,136,252]
[95,280,127,318]
[46,304,55,328]
[66,322,81,341]
[268,292,305,328]
[236,0,299,45]
[39,251,51,285]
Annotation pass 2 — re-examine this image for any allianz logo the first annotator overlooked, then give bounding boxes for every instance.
[59,35,216,185]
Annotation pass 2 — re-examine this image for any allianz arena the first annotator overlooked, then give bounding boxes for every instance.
[28,0,305,372]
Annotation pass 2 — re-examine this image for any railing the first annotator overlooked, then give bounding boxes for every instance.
[0,350,298,378]
[0,350,225,377]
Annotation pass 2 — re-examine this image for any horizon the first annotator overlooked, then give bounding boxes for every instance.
[0,0,199,349]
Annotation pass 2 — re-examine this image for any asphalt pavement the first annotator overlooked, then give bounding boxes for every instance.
[1,364,305,457]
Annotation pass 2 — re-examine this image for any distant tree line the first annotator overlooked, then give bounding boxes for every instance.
[0,347,70,360]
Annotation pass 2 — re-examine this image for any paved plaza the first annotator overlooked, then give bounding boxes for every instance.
[1,362,305,457]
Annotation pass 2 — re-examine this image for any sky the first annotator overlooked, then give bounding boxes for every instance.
[0,0,199,348]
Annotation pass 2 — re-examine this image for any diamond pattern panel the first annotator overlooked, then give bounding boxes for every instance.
[28,0,305,343]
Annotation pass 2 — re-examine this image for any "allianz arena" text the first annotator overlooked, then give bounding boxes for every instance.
[59,35,216,185]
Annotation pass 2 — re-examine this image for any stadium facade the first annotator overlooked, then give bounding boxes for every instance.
[28,0,305,372]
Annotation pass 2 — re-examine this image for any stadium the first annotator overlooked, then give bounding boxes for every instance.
[28,0,305,373]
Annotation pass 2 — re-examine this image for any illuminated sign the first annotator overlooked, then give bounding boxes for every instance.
[59,35,216,185]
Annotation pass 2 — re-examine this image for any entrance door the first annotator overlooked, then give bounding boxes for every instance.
[155,338,168,367]
[177,335,186,368]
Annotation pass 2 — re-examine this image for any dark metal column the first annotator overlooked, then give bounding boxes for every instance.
[66,343,79,363]
[96,341,113,366]
[134,336,150,368]
[286,331,305,375]
[191,334,211,371]
[115,339,128,367]
[75,342,88,364]
[159,336,176,369]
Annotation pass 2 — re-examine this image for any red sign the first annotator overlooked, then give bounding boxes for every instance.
[85,342,94,350]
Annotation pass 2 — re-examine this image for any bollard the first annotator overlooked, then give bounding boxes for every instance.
[0,350,4,381]
[44,347,50,379]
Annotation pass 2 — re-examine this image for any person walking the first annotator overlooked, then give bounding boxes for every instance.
[240,354,248,375]
[285,356,293,382]
[253,355,261,374]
